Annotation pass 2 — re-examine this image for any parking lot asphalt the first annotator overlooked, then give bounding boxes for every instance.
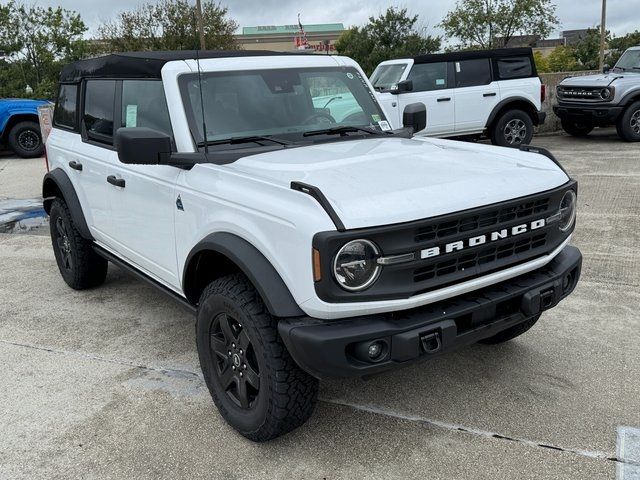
[0,130,638,479]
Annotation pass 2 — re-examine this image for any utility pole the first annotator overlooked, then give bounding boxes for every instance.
[599,0,607,71]
[195,0,206,50]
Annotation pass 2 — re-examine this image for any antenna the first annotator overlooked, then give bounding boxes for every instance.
[195,47,208,154]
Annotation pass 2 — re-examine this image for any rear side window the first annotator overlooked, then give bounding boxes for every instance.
[53,84,78,130]
[455,59,492,87]
[119,80,173,138]
[83,80,116,143]
[495,56,533,79]
[408,62,448,92]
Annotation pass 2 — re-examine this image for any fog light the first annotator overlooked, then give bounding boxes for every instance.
[368,342,383,359]
[352,339,388,363]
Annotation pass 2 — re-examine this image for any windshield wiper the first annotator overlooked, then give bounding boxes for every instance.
[198,135,290,148]
[303,125,389,138]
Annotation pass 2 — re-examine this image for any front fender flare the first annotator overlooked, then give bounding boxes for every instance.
[42,168,92,240]
[183,232,305,318]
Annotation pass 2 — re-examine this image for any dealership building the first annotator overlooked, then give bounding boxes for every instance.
[235,23,345,53]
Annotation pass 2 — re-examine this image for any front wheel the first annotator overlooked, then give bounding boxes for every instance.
[196,274,318,442]
[7,121,44,158]
[617,101,640,142]
[490,109,534,147]
[561,119,594,137]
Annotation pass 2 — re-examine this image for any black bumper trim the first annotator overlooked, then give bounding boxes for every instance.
[536,111,547,125]
[279,245,582,379]
[553,104,624,123]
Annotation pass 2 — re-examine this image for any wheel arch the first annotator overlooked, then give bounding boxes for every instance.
[485,97,540,131]
[619,90,640,108]
[42,168,93,240]
[182,232,304,318]
[1,112,40,141]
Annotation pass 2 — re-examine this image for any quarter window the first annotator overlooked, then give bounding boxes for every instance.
[53,84,78,129]
[83,80,116,142]
[407,62,448,92]
[495,56,533,80]
[119,80,173,138]
[455,59,492,87]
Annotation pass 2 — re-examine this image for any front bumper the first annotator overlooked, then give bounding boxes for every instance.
[553,103,624,124]
[536,111,547,125]
[279,245,582,379]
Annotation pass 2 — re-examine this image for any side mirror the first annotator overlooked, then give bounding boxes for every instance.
[402,102,427,133]
[603,64,611,73]
[391,79,413,95]
[115,127,172,165]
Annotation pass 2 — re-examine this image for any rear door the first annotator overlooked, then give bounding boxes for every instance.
[453,58,500,134]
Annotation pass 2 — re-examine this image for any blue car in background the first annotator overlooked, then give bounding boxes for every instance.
[0,98,49,158]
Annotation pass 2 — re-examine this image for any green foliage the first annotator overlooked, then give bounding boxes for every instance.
[546,46,578,72]
[533,50,550,73]
[607,30,640,66]
[439,0,559,49]
[98,0,239,52]
[335,7,440,75]
[573,28,608,70]
[0,1,88,98]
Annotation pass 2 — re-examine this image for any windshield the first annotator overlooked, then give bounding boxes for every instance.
[614,49,640,71]
[179,67,389,147]
[370,63,408,90]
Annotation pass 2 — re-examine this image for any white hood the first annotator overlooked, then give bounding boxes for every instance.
[225,137,570,229]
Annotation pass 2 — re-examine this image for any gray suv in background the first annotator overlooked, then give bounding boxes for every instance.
[554,46,640,141]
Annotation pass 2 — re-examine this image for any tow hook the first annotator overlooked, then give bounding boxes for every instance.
[420,331,442,354]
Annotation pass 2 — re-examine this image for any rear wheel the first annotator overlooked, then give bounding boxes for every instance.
[7,121,44,158]
[479,315,540,344]
[616,101,640,142]
[49,198,108,289]
[490,109,534,147]
[196,274,318,442]
[561,119,594,137]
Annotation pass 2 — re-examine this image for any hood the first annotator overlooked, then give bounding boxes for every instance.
[559,73,634,87]
[224,137,569,229]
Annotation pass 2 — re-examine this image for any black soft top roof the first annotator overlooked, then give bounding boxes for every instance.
[411,47,533,65]
[59,50,315,83]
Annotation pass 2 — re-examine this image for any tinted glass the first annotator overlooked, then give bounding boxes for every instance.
[120,80,172,137]
[370,64,408,90]
[408,62,448,92]
[53,84,78,129]
[496,56,533,79]
[83,80,115,140]
[615,49,640,70]
[455,59,492,87]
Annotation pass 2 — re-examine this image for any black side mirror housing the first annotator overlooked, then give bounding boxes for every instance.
[115,127,172,165]
[402,102,427,133]
[391,79,413,95]
[603,64,611,73]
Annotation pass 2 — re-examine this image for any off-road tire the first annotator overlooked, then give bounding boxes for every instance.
[479,314,541,344]
[49,198,108,289]
[616,101,640,142]
[561,119,594,137]
[490,109,534,147]
[7,121,44,158]
[196,273,318,442]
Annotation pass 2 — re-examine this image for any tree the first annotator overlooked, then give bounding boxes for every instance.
[573,27,609,70]
[439,0,559,49]
[547,46,578,72]
[335,7,440,75]
[98,0,238,53]
[0,1,88,98]
[533,50,550,73]
[607,30,640,66]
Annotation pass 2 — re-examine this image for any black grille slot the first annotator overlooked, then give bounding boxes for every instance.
[415,198,550,243]
[413,233,548,283]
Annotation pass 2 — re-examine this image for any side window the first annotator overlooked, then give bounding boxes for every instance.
[120,80,173,138]
[83,80,116,143]
[53,84,78,130]
[407,62,448,92]
[455,59,492,88]
[495,56,533,80]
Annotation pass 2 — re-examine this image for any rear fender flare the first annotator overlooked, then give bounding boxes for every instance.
[42,168,92,240]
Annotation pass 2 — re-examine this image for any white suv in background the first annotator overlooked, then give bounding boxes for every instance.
[371,48,547,147]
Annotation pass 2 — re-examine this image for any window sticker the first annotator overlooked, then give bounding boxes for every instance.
[455,62,461,73]
[125,104,137,127]
[436,78,445,86]
[346,72,354,79]
[378,120,391,131]
[372,114,381,122]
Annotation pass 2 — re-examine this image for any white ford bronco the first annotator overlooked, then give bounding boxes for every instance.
[44,50,581,441]
[371,48,546,147]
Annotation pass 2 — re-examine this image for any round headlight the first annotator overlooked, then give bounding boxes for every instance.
[600,88,612,99]
[558,190,577,232]
[333,239,381,291]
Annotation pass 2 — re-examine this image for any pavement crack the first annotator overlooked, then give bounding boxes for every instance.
[320,398,638,467]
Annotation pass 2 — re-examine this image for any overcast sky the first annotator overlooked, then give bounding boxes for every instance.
[43,0,640,41]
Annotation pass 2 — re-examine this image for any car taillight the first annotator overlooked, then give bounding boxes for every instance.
[541,84,546,103]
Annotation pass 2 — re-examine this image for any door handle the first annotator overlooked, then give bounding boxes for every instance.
[437,97,451,102]
[483,92,497,97]
[68,160,83,171]
[107,175,125,188]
